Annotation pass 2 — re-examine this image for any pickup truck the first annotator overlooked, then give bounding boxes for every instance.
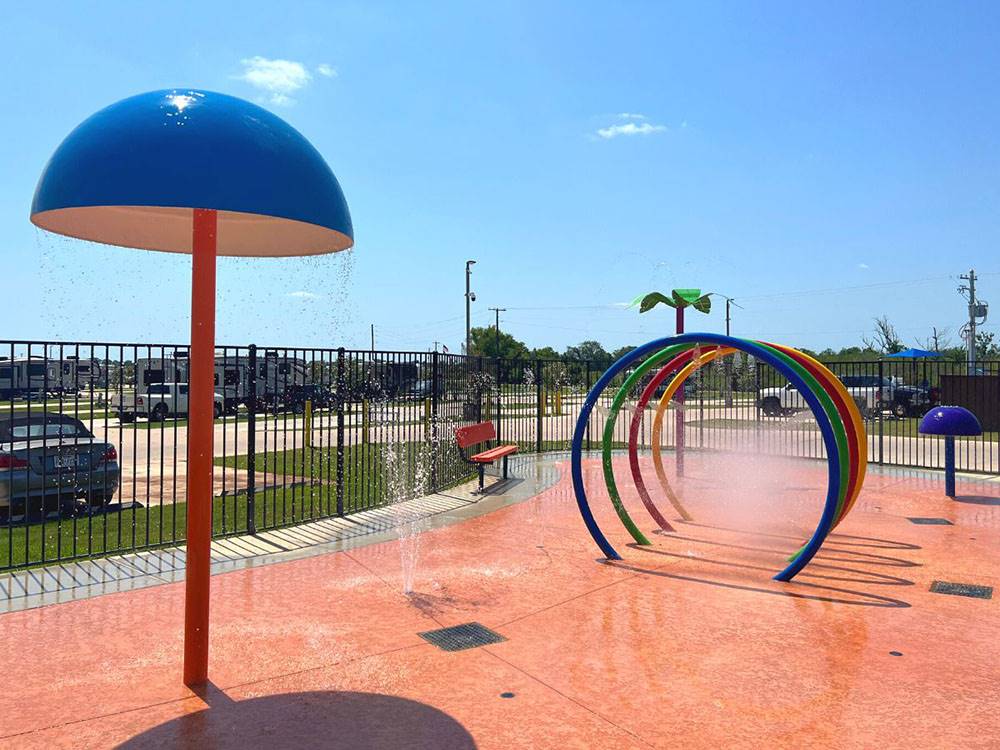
[758,375,896,418]
[115,383,225,423]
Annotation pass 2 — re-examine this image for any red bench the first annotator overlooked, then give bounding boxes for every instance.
[454,421,518,494]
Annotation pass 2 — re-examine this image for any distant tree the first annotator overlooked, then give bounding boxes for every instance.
[922,326,952,353]
[610,345,636,362]
[531,346,560,361]
[564,340,612,368]
[468,326,530,360]
[862,316,904,355]
[976,331,1000,360]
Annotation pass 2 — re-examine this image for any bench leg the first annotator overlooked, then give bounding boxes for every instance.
[502,455,509,480]
[478,464,485,493]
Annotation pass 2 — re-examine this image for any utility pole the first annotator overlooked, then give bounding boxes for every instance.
[489,307,506,358]
[465,260,477,355]
[959,269,988,375]
[708,293,742,407]
[370,323,375,354]
[724,297,738,407]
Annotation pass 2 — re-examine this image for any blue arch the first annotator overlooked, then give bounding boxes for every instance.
[570,333,841,582]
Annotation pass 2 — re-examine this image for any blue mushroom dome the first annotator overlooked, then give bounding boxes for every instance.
[31,89,353,257]
[918,406,983,436]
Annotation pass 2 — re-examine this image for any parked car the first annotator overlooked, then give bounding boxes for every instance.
[114,383,225,423]
[404,379,444,400]
[758,375,896,418]
[283,384,335,414]
[632,373,697,401]
[892,383,940,418]
[0,413,120,518]
[840,375,897,417]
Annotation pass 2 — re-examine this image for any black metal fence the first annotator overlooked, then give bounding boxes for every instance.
[1,339,998,571]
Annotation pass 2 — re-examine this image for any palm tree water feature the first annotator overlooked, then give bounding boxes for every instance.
[30,89,354,686]
[633,289,712,476]
[570,333,868,581]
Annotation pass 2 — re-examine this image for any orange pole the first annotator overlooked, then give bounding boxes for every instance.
[184,208,217,686]
[675,305,684,476]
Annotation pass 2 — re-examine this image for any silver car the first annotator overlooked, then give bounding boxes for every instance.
[0,413,120,520]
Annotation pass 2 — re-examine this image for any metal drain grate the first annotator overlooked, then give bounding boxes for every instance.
[419,622,506,652]
[930,581,993,599]
[908,517,953,525]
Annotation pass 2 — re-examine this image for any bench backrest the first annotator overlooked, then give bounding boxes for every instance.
[454,421,496,449]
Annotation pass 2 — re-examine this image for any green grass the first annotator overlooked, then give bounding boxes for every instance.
[1,441,472,571]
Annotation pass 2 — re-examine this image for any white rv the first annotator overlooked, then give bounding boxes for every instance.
[134,353,310,410]
[0,357,60,399]
[56,357,105,392]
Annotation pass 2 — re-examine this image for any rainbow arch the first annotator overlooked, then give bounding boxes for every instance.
[570,333,867,582]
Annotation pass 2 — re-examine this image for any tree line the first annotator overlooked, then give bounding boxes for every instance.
[468,317,1000,366]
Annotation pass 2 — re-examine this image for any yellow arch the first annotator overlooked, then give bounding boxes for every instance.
[650,347,734,518]
[649,345,867,530]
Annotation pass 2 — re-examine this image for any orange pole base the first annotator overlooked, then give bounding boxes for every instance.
[183,208,217,687]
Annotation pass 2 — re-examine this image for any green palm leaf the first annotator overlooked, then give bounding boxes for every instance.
[634,291,676,313]
[633,288,712,315]
[691,294,712,314]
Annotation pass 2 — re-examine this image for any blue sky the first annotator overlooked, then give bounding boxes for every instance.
[6,1,1000,353]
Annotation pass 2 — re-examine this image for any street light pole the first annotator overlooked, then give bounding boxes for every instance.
[465,260,477,355]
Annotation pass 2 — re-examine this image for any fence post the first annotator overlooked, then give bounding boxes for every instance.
[585,361,592,451]
[431,350,440,490]
[877,359,885,465]
[246,344,257,534]
[362,399,370,445]
[535,359,543,453]
[335,347,345,516]
[495,357,503,443]
[478,356,485,422]
[754,360,762,452]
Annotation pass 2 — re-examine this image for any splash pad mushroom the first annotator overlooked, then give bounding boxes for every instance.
[31,89,354,685]
[919,406,982,497]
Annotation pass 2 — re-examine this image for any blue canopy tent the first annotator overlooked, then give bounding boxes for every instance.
[886,348,942,390]
[887,348,943,359]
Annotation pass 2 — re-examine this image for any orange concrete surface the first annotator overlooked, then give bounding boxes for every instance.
[2,454,998,749]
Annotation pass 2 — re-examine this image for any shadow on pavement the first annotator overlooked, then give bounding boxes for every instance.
[953,494,1000,506]
[116,686,477,750]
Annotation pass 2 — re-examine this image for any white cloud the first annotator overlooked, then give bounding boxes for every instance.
[289,290,321,300]
[858,263,870,270]
[617,113,647,121]
[236,56,312,106]
[597,121,667,139]
[316,63,337,78]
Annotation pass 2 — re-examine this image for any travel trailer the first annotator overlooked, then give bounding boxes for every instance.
[134,353,310,410]
[0,357,60,399]
[56,357,106,392]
